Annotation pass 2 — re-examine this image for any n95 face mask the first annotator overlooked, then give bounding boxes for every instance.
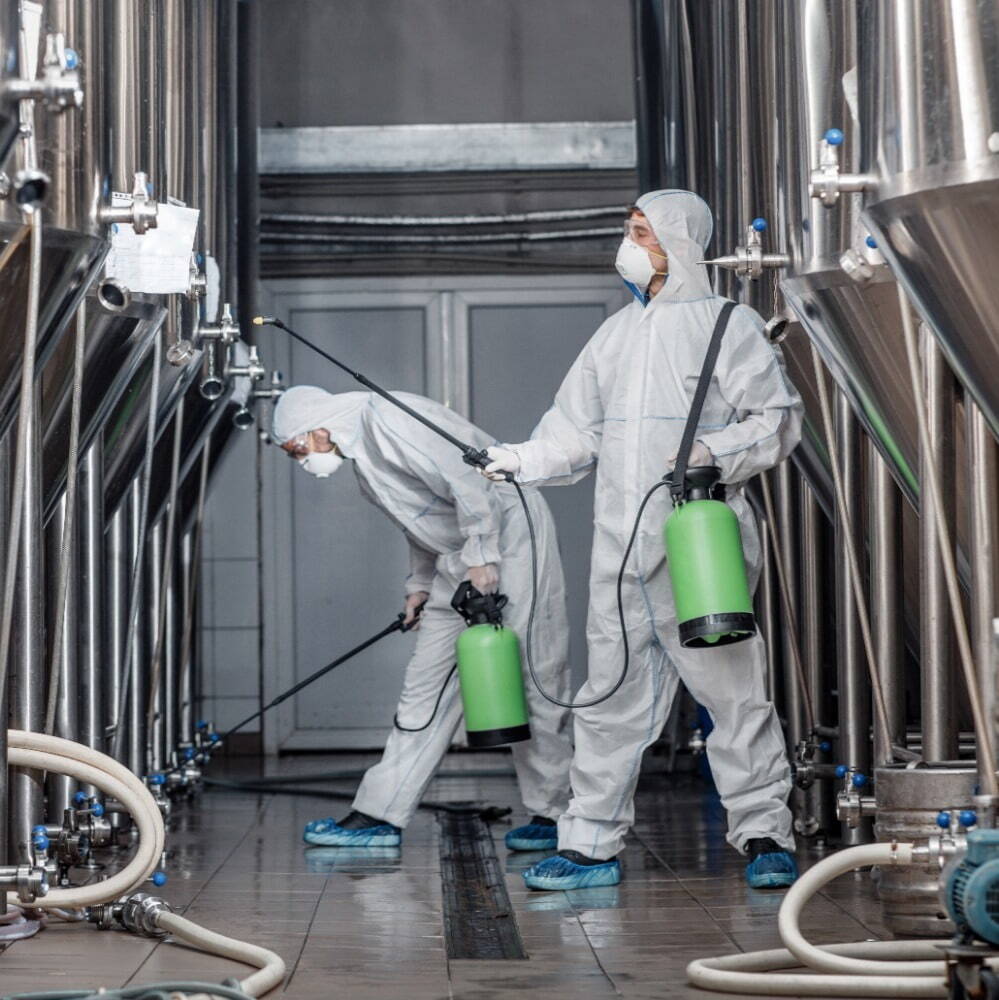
[615,238,657,290]
[298,451,344,478]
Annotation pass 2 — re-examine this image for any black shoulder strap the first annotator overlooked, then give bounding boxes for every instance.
[670,301,737,503]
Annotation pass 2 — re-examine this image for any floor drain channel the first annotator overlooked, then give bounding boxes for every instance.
[438,809,528,960]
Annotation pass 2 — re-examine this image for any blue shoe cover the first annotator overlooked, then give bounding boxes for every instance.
[505,822,558,852]
[302,817,401,847]
[745,849,798,889]
[523,853,621,891]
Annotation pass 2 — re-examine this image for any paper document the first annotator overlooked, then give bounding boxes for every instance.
[104,196,201,295]
[205,252,221,322]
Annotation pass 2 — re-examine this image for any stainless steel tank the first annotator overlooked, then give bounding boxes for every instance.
[873,763,978,937]
[857,0,999,441]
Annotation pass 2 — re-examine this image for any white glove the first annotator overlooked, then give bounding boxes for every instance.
[480,446,521,483]
[468,564,500,595]
[669,441,714,469]
[403,591,429,631]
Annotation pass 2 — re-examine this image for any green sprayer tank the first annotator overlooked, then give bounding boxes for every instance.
[451,581,531,747]
[664,467,756,648]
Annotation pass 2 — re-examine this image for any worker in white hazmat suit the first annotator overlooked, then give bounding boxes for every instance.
[272,386,573,850]
[483,190,804,891]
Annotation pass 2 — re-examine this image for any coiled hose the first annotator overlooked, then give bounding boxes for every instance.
[686,842,978,997]
[4,732,285,996]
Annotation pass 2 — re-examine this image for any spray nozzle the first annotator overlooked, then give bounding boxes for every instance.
[451,581,508,626]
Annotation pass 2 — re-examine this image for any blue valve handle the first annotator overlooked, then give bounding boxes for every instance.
[936,811,952,829]
[959,809,978,828]
[197,720,208,730]
[148,773,166,786]
[751,217,768,232]
[151,871,168,887]
[73,790,89,806]
[865,235,878,249]
[32,825,47,836]
[820,741,832,753]
[91,802,105,818]
[33,833,49,850]
[851,772,868,789]
[835,764,848,779]
[64,48,79,70]
[824,128,845,146]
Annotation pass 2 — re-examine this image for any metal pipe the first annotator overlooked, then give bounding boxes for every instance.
[146,518,164,774]
[919,326,957,761]
[126,480,147,779]
[106,503,128,766]
[835,390,871,845]
[631,0,666,193]
[260,226,621,246]
[236,0,259,328]
[261,207,628,228]
[800,479,832,837]
[78,440,104,796]
[178,530,194,745]
[968,399,999,777]
[757,515,780,703]
[0,432,9,881]
[9,384,45,862]
[869,442,904,760]
[163,530,179,765]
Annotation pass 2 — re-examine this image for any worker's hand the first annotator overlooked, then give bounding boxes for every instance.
[403,591,429,631]
[468,564,500,595]
[481,446,520,483]
[669,441,714,469]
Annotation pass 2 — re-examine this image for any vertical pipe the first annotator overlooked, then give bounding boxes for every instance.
[968,400,999,777]
[79,440,104,796]
[236,0,260,327]
[800,479,832,837]
[106,501,128,765]
[630,0,666,193]
[835,391,870,845]
[127,480,147,778]
[920,327,957,761]
[757,515,780,703]
[46,493,79,817]
[8,386,44,861]
[0,433,9,876]
[163,531,180,766]
[179,529,194,745]
[869,443,904,757]
[147,518,164,774]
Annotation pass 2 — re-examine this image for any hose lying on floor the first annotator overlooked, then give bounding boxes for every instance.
[687,842,970,997]
[4,731,286,997]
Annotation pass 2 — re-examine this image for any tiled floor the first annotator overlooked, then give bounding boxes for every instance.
[0,752,892,998]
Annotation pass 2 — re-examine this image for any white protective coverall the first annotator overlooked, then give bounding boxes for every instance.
[501,190,804,860]
[272,387,573,829]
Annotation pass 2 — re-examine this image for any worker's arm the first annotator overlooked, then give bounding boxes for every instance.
[404,539,438,596]
[694,305,803,484]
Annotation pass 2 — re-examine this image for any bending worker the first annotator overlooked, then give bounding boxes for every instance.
[272,386,573,851]
[483,190,804,892]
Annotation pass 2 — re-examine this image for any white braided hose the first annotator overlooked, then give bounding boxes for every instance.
[685,842,992,997]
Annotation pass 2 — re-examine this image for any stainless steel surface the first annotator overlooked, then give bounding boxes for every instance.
[874,763,978,937]
[178,529,194,745]
[968,399,999,776]
[78,438,103,794]
[920,328,957,761]
[258,122,638,174]
[856,0,999,441]
[46,492,77,817]
[105,501,128,766]
[146,517,164,774]
[834,390,870,845]
[757,513,779,704]
[869,442,904,754]
[8,385,44,862]
[126,478,147,778]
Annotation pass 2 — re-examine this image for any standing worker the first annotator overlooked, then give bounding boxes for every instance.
[272,386,574,851]
[482,190,804,891]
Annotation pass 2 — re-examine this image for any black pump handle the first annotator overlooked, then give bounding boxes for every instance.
[451,580,508,625]
[669,301,736,503]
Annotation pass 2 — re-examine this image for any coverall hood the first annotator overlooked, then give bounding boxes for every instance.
[272,385,369,456]
[633,189,715,302]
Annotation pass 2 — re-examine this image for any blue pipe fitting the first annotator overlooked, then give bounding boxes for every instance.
[824,128,844,146]
[820,741,832,753]
[151,871,168,887]
[960,809,978,828]
[91,802,105,818]
[751,217,768,232]
[835,764,848,779]
[865,235,878,249]
[73,791,89,806]
[851,772,868,789]
[936,810,953,829]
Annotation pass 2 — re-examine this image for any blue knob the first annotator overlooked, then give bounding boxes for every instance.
[32,825,47,836]
[184,748,195,761]
[197,720,208,730]
[865,236,878,249]
[852,772,868,789]
[151,871,168,887]
[752,217,768,232]
[64,48,79,70]
[148,773,166,786]
[33,834,49,850]
[73,791,88,806]
[196,252,204,266]
[91,802,105,818]
[209,732,220,743]
[835,764,848,779]
[825,128,845,146]
[960,809,978,828]
[820,741,832,753]
[936,810,952,829]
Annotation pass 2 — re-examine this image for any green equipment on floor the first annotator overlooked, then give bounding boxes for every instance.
[451,581,531,747]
